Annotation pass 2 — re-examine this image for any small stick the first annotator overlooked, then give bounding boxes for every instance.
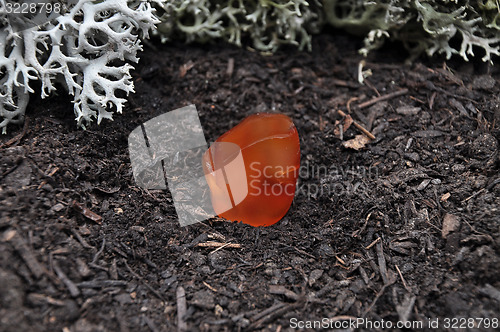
[0,117,29,149]
[203,281,218,292]
[365,237,380,250]
[71,228,94,250]
[335,256,347,265]
[294,247,316,259]
[250,303,287,322]
[395,264,410,292]
[176,286,188,332]
[123,259,165,301]
[268,285,300,301]
[53,261,80,297]
[346,97,358,113]
[362,284,388,318]
[462,188,485,202]
[357,88,408,109]
[91,238,106,264]
[338,110,376,140]
[210,242,233,254]
[196,242,241,249]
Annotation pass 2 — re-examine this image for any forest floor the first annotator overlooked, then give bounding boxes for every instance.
[1,32,499,332]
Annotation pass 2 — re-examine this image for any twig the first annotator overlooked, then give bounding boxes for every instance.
[362,284,388,318]
[395,264,410,293]
[249,302,300,329]
[0,117,29,149]
[71,200,103,224]
[53,261,80,297]
[359,266,371,286]
[196,242,241,249]
[357,88,408,109]
[123,259,166,301]
[462,188,486,202]
[365,237,380,250]
[269,285,300,301]
[176,286,188,332]
[294,247,316,259]
[479,284,500,303]
[91,238,106,264]
[251,303,287,322]
[77,280,127,288]
[346,97,358,113]
[338,110,376,140]
[335,256,347,266]
[71,228,95,250]
[210,242,233,254]
[203,281,218,292]
[328,315,359,325]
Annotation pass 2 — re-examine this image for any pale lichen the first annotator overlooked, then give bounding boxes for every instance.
[2,0,499,133]
[323,0,500,63]
[0,0,159,133]
[154,0,323,52]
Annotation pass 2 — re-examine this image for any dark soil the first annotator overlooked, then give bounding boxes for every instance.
[1,33,499,332]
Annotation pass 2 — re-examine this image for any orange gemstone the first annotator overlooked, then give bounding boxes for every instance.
[202,113,300,227]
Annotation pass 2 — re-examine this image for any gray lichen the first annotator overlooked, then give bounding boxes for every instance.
[154,0,324,52]
[323,0,500,63]
[0,0,159,133]
[1,0,498,133]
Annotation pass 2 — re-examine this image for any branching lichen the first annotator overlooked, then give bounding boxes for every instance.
[323,0,500,63]
[154,0,323,52]
[1,0,498,133]
[0,0,159,133]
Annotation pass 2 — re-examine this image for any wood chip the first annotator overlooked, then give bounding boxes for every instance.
[440,192,451,202]
[396,106,421,115]
[179,60,195,78]
[342,134,371,150]
[376,241,389,285]
[308,269,324,287]
[71,200,103,224]
[442,213,460,239]
[226,58,234,77]
[176,286,188,331]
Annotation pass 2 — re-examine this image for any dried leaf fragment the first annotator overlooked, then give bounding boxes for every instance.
[342,134,371,150]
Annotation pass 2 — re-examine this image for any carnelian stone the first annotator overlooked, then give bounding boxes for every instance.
[202,113,300,227]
